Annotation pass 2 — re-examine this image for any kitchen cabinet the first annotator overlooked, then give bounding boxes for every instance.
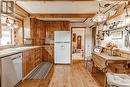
[30,18,46,46]
[42,46,54,63]
[45,21,70,43]
[45,21,70,31]
[30,18,37,39]
[22,47,42,78]
[34,47,42,66]
[37,20,46,39]
[30,19,70,46]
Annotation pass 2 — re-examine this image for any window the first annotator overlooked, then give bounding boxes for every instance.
[0,16,23,46]
[0,25,12,45]
[0,16,13,46]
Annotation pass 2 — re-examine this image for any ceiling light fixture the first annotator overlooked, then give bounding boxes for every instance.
[6,17,11,26]
[93,3,107,23]
[13,20,18,28]
[124,2,130,26]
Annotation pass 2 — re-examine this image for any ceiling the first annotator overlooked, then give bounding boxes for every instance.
[16,1,99,23]
[16,1,98,14]
[16,1,127,23]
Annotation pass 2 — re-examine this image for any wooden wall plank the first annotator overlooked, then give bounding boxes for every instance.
[18,0,96,1]
[30,14,95,18]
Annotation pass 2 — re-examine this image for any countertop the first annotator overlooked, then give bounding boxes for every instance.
[0,46,41,58]
[42,44,54,47]
[92,52,130,61]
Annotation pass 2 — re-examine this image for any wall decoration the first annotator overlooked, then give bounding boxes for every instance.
[125,33,129,48]
[109,21,123,29]
[111,30,123,39]
[1,1,14,14]
[98,30,104,40]
[73,33,76,42]
[46,31,54,40]
[77,35,82,49]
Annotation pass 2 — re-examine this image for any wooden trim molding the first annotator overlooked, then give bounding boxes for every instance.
[15,4,30,17]
[30,14,95,18]
[18,0,96,1]
[70,18,88,23]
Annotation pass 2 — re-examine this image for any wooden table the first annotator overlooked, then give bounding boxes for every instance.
[92,52,130,87]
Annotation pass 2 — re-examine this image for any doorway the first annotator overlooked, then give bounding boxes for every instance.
[71,27,86,60]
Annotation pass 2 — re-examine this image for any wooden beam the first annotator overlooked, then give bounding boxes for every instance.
[17,0,96,1]
[30,14,95,18]
[15,4,30,18]
[13,0,129,1]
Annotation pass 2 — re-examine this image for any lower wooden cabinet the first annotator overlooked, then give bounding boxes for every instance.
[42,46,54,63]
[22,47,42,78]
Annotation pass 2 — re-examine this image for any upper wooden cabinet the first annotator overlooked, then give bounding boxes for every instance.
[30,18,37,38]
[37,20,46,39]
[30,19,70,38]
[30,18,70,45]
[45,21,70,31]
[30,18,46,45]
[30,18,46,39]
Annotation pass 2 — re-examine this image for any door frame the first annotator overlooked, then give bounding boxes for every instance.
[71,27,86,61]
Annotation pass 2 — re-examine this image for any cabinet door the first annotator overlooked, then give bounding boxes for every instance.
[22,51,27,77]
[42,47,49,61]
[40,21,46,39]
[24,17,31,38]
[22,47,43,78]
[22,50,33,77]
[30,18,37,38]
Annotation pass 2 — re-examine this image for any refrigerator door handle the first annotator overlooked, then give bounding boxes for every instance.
[61,45,64,48]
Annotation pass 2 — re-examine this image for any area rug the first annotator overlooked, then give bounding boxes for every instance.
[26,62,53,80]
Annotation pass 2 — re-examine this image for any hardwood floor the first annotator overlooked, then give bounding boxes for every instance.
[17,62,101,87]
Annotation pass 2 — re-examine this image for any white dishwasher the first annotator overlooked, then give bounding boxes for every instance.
[1,53,22,87]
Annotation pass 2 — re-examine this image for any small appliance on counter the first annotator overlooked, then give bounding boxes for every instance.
[94,47,102,53]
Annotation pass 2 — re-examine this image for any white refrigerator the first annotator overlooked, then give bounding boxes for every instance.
[54,31,71,64]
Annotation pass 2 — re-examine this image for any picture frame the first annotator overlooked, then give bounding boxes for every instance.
[111,30,123,39]
[1,1,14,14]
[73,33,76,42]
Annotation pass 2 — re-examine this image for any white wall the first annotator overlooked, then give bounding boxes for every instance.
[85,28,92,57]
[99,29,130,51]
[98,11,130,52]
[70,23,92,58]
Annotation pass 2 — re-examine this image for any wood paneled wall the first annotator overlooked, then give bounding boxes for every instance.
[30,18,70,45]
[45,21,70,31]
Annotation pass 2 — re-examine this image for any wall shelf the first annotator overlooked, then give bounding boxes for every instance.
[103,25,128,32]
